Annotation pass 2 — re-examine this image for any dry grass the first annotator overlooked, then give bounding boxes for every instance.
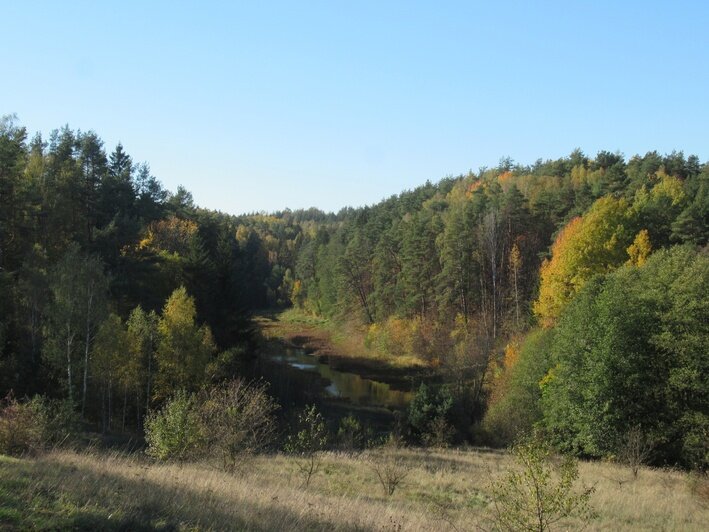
[2,446,707,531]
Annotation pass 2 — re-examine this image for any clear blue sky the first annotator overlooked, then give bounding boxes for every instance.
[3,1,708,214]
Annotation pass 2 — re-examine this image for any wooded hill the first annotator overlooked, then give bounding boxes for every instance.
[1,116,707,468]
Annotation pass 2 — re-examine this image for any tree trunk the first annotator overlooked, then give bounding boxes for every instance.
[81,287,94,416]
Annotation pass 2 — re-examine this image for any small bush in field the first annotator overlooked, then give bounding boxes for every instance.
[617,425,654,479]
[199,379,278,472]
[285,404,328,487]
[490,437,595,531]
[370,443,411,497]
[336,414,372,452]
[145,390,203,461]
[0,393,47,455]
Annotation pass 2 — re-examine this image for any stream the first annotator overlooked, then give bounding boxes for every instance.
[250,346,414,430]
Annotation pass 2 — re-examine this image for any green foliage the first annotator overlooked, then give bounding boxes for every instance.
[540,247,709,468]
[408,383,453,446]
[155,287,216,399]
[490,437,595,531]
[336,414,372,451]
[284,404,328,486]
[144,390,203,461]
[482,329,554,445]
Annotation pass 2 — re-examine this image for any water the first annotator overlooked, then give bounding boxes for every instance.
[258,348,413,410]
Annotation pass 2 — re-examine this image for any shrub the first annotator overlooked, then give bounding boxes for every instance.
[284,404,328,487]
[199,379,278,471]
[369,442,411,496]
[0,394,47,455]
[407,383,453,446]
[490,437,595,531]
[336,414,372,452]
[616,425,654,479]
[144,390,203,461]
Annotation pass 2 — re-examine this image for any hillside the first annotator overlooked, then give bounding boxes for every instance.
[2,447,707,531]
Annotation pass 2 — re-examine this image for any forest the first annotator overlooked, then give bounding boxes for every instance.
[0,114,707,475]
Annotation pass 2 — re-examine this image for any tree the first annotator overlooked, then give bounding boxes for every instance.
[338,230,375,323]
[198,379,279,472]
[126,306,159,415]
[155,286,216,399]
[490,437,595,532]
[92,314,129,432]
[284,404,328,487]
[540,247,708,467]
[45,244,108,410]
[534,196,636,327]
[144,390,203,461]
[626,229,652,266]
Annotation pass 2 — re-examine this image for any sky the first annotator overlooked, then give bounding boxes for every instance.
[2,1,708,215]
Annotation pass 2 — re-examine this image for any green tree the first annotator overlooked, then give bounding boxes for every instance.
[127,306,159,415]
[92,314,129,432]
[285,404,328,487]
[45,244,109,411]
[540,247,708,467]
[490,437,595,532]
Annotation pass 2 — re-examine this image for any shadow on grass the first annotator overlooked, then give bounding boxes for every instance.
[0,454,349,531]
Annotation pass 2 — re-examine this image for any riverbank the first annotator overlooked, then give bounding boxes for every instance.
[2,448,707,531]
[254,309,432,389]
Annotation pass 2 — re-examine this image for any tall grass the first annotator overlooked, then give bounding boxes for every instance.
[2,447,707,530]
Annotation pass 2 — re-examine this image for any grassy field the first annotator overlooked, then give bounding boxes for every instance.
[255,309,428,385]
[2,446,707,531]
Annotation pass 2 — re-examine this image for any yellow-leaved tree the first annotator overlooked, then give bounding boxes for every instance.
[155,286,216,400]
[534,196,637,327]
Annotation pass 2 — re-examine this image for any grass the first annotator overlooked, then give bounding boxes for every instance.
[255,308,427,375]
[2,447,707,531]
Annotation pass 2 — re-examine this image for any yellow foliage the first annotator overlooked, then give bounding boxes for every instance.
[140,216,198,255]
[503,340,521,370]
[533,196,635,327]
[626,229,652,267]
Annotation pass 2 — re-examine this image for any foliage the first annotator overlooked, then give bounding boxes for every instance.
[284,404,328,487]
[540,247,709,468]
[155,287,216,399]
[198,379,279,471]
[0,394,47,455]
[336,414,372,452]
[407,383,453,446]
[144,390,203,461]
[534,196,636,327]
[482,329,554,445]
[489,437,595,531]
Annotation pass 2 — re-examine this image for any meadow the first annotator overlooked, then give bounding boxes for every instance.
[2,446,707,531]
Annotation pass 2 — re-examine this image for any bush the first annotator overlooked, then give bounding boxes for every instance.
[490,437,595,531]
[199,379,278,471]
[407,383,453,446]
[144,390,203,461]
[336,414,372,452]
[370,444,411,496]
[0,394,47,455]
[284,404,328,487]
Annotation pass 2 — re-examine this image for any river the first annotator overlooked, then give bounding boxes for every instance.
[250,346,414,431]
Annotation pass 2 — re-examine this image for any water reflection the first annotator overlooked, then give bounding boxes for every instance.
[266,348,412,409]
